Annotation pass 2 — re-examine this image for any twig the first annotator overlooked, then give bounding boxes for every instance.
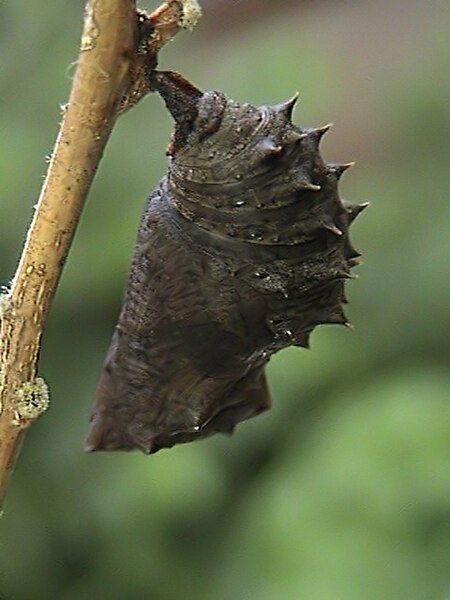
[0,0,201,508]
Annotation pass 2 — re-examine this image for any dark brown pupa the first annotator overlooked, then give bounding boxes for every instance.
[85,71,367,454]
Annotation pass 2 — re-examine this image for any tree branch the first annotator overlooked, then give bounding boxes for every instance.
[0,0,201,508]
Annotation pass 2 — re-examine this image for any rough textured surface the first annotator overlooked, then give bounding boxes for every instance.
[13,378,50,425]
[86,71,366,454]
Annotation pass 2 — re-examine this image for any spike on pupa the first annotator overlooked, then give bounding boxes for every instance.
[296,177,321,192]
[327,162,356,180]
[343,200,370,222]
[140,442,154,455]
[322,221,343,236]
[344,241,362,260]
[256,138,284,159]
[285,131,308,147]
[323,307,349,326]
[296,332,311,349]
[335,269,354,280]
[309,123,333,145]
[270,93,299,122]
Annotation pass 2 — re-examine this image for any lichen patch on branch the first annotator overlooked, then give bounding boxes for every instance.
[13,378,50,426]
[179,0,202,30]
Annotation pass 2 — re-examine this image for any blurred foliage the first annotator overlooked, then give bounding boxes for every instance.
[0,1,449,598]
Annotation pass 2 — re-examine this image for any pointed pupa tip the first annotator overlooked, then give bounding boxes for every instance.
[84,442,98,453]
[346,246,362,260]
[310,123,333,143]
[135,435,156,455]
[337,270,353,280]
[294,172,321,192]
[329,162,356,179]
[286,92,300,110]
[344,200,370,221]
[296,331,311,349]
[257,138,284,158]
[285,131,308,147]
[337,309,349,325]
[306,183,322,192]
[324,222,343,236]
[348,257,363,267]
[325,312,348,326]
[84,421,104,452]
[302,337,311,350]
[271,92,299,121]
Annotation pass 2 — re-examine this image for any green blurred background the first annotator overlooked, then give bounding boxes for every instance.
[1,1,449,598]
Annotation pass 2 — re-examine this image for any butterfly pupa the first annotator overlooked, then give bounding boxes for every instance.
[85,71,367,454]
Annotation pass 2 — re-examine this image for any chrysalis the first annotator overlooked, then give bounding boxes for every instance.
[85,71,367,454]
